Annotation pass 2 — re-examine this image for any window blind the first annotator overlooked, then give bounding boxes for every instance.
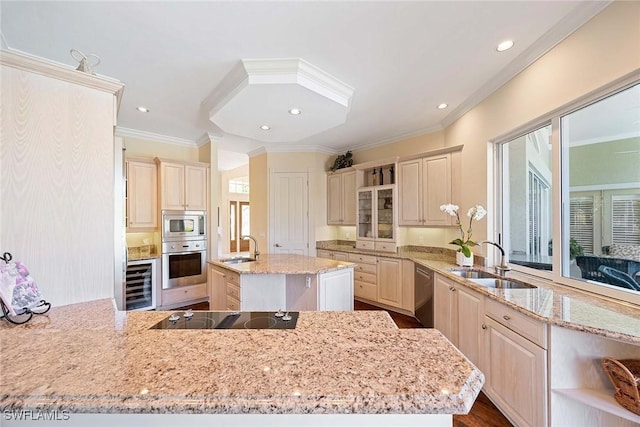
[612,195,640,245]
[570,196,594,254]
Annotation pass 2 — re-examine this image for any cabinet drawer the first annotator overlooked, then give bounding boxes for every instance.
[354,280,377,301]
[354,262,377,274]
[354,271,376,285]
[225,272,240,286]
[348,253,377,265]
[374,242,397,253]
[162,283,207,306]
[356,240,375,250]
[317,249,332,259]
[486,298,547,348]
[226,283,240,301]
[333,252,349,262]
[227,297,240,311]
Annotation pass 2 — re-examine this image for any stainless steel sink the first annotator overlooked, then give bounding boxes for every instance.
[449,269,496,279]
[220,257,256,264]
[468,278,537,289]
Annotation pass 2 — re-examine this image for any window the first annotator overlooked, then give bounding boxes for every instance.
[229,177,249,194]
[497,80,640,303]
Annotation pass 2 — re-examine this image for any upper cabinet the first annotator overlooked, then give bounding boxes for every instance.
[398,147,462,226]
[156,159,209,211]
[126,158,158,230]
[327,169,356,225]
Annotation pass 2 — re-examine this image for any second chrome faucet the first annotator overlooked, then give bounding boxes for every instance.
[242,235,260,260]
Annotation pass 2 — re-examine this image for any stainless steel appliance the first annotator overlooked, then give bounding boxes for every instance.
[162,210,206,241]
[414,265,434,327]
[150,311,299,330]
[162,239,207,289]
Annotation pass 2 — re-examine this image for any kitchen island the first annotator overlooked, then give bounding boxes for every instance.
[0,299,484,427]
[209,254,356,312]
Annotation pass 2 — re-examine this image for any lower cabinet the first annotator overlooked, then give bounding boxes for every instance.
[433,273,484,370]
[160,283,208,308]
[434,273,547,427]
[483,299,548,427]
[377,257,402,308]
[208,265,227,310]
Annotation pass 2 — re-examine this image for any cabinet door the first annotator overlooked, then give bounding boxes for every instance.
[456,286,485,371]
[423,154,452,225]
[316,249,333,259]
[160,162,185,210]
[319,269,354,311]
[208,267,227,310]
[185,165,208,211]
[334,251,349,262]
[377,257,402,308]
[327,174,343,224]
[398,159,423,225]
[357,189,374,240]
[484,316,547,427]
[127,160,157,230]
[342,171,357,225]
[434,274,457,343]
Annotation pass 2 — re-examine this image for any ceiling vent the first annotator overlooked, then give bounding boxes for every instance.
[205,58,354,143]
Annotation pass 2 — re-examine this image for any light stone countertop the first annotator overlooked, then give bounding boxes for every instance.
[0,299,484,416]
[209,253,355,275]
[318,242,640,346]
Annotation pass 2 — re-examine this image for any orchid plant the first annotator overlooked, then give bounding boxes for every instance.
[440,204,487,257]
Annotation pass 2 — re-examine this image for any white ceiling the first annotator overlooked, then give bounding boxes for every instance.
[1,1,610,171]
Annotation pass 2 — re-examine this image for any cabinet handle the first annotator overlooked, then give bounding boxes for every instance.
[482,324,487,330]
[503,315,511,321]
[449,286,456,291]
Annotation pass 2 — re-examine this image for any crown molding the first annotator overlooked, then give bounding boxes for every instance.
[0,48,124,106]
[115,127,197,147]
[440,1,611,129]
[247,147,267,158]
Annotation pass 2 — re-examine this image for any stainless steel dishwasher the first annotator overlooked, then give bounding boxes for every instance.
[414,265,434,327]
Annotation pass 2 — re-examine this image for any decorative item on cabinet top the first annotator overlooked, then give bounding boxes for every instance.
[329,151,353,172]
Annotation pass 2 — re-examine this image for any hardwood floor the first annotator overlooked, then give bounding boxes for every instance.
[175,300,512,426]
[354,300,513,427]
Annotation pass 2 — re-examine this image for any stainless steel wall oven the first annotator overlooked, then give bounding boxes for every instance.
[162,240,207,289]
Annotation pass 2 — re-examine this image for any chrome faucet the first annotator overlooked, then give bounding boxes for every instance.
[480,241,511,276]
[242,235,260,260]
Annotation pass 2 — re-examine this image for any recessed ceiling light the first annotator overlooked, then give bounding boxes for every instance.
[496,40,514,52]
[136,106,150,113]
[289,108,302,115]
[260,125,271,131]
[437,103,448,110]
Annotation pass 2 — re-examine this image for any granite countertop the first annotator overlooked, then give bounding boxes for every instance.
[0,299,484,416]
[210,253,355,275]
[318,242,640,346]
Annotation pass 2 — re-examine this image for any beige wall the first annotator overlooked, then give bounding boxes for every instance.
[352,130,445,164]
[339,1,640,255]
[249,153,269,254]
[124,136,201,162]
[443,1,640,254]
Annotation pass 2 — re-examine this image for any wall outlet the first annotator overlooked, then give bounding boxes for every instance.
[418,236,425,245]
[345,232,350,239]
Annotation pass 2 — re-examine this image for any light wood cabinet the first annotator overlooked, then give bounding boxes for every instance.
[433,273,485,370]
[317,249,349,262]
[208,265,227,310]
[160,283,208,308]
[156,159,208,211]
[398,149,461,226]
[327,170,356,225]
[126,159,158,230]
[377,257,402,308]
[350,252,378,301]
[484,315,547,427]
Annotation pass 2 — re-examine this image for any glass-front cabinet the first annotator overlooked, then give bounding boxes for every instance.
[357,184,396,252]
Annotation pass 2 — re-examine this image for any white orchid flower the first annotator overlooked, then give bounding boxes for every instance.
[467,205,487,221]
[439,204,459,217]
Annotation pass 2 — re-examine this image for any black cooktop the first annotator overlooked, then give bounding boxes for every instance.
[150,311,299,330]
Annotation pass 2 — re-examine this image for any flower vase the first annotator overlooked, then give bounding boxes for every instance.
[456,251,474,267]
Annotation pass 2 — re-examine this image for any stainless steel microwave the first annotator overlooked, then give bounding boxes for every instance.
[162,211,206,241]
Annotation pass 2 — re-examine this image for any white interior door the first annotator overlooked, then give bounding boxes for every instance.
[271,171,309,255]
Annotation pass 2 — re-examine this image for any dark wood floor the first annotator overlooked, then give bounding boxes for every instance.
[176,300,512,426]
[354,300,513,427]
